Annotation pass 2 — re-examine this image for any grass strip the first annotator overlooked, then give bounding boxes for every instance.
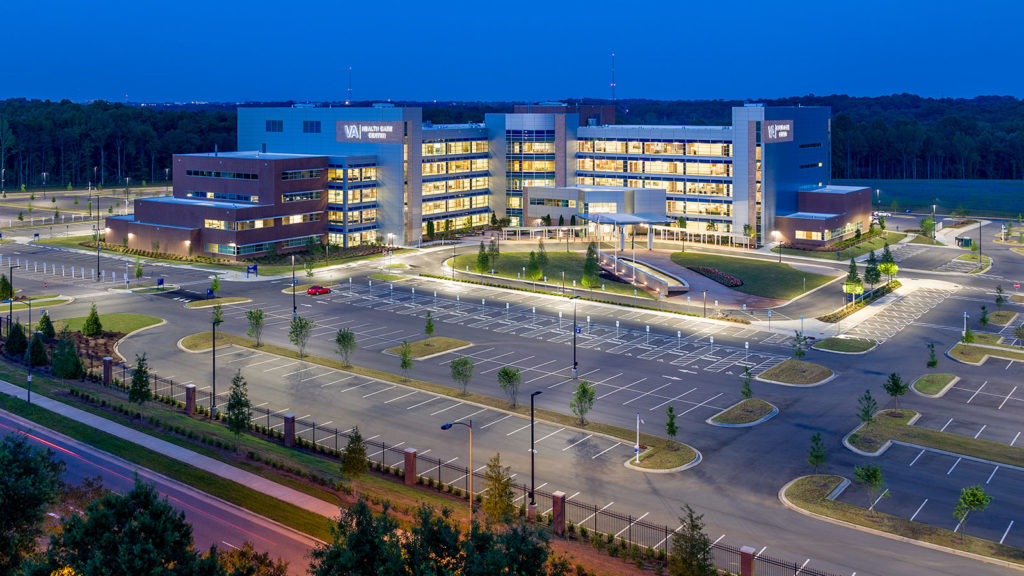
[950,343,1024,364]
[908,235,943,245]
[185,297,251,309]
[385,337,471,359]
[669,252,834,300]
[710,398,774,425]
[912,373,956,396]
[57,313,162,334]
[633,446,695,469]
[758,359,833,385]
[771,231,907,261]
[956,253,991,264]
[0,394,333,541]
[988,310,1017,326]
[812,337,876,353]
[786,475,1024,566]
[849,409,1024,468]
[370,273,405,282]
[283,283,328,294]
[181,331,697,469]
[6,297,71,311]
[451,251,649,299]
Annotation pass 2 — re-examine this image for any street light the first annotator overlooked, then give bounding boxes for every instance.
[211,312,223,418]
[570,296,579,378]
[702,289,707,318]
[8,263,19,336]
[291,254,297,318]
[440,420,473,523]
[773,230,782,263]
[528,391,542,516]
[93,225,103,282]
[932,203,936,239]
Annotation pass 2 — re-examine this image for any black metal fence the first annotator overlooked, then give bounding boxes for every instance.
[89,354,842,576]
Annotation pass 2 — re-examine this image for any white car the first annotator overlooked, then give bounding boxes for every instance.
[872,211,892,218]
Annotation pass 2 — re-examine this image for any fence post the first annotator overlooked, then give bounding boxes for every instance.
[551,491,566,537]
[184,384,196,415]
[102,357,112,386]
[403,448,417,486]
[740,546,755,576]
[283,414,296,447]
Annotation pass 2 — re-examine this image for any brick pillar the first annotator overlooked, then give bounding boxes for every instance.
[102,357,112,386]
[551,491,566,537]
[283,414,295,447]
[740,545,755,576]
[184,385,196,415]
[403,448,417,486]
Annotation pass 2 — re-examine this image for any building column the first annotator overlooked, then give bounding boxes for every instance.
[102,357,112,386]
[403,448,417,486]
[283,414,296,447]
[740,545,755,576]
[184,384,196,415]
[551,491,566,537]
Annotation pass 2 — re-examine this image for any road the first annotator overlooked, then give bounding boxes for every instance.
[0,410,318,575]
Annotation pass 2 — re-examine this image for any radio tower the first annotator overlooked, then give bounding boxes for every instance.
[345,66,352,105]
[610,53,616,103]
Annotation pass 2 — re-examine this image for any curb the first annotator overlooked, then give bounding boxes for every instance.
[111,318,169,363]
[184,298,253,310]
[911,375,960,398]
[623,448,702,474]
[841,411,921,457]
[755,367,837,388]
[705,399,778,428]
[811,339,878,355]
[778,476,1024,573]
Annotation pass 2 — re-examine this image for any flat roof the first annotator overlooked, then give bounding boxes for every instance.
[142,196,271,210]
[180,151,325,160]
[778,211,839,220]
[799,185,869,194]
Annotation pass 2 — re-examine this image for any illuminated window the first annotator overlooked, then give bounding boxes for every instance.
[281,190,322,203]
[204,219,227,230]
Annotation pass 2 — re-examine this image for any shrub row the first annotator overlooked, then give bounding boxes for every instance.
[817,280,901,323]
[685,265,742,287]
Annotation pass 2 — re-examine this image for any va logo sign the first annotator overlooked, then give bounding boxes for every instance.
[767,124,777,139]
[343,125,361,139]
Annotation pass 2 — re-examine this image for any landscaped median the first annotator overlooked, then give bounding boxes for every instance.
[707,398,777,427]
[184,296,251,309]
[988,310,1018,326]
[5,295,73,311]
[384,337,472,359]
[912,373,958,397]
[781,475,1024,567]
[846,409,1024,469]
[180,331,699,471]
[669,252,835,300]
[949,333,1024,365]
[755,359,834,386]
[811,337,877,354]
[370,273,405,282]
[955,252,992,273]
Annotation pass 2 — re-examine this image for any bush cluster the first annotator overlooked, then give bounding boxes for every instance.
[686,265,743,287]
[817,280,901,323]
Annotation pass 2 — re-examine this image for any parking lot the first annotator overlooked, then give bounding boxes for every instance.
[844,286,958,343]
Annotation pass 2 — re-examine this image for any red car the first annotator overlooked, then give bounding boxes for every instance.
[306,285,331,295]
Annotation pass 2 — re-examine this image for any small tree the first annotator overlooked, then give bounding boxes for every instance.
[288,315,314,357]
[37,312,55,340]
[82,302,103,337]
[26,333,48,367]
[399,340,413,379]
[335,328,357,366]
[246,308,265,346]
[807,432,826,472]
[843,258,863,303]
[678,217,688,251]
[954,485,992,542]
[669,504,715,576]
[569,379,595,426]
[921,216,936,238]
[426,219,435,241]
[211,303,223,327]
[882,372,909,409]
[525,251,541,280]
[962,325,975,344]
[581,242,600,287]
[340,426,369,479]
[740,366,753,399]
[857,389,878,423]
[487,238,500,269]
[791,331,809,359]
[475,242,489,273]
[927,342,938,368]
[854,464,888,510]
[129,353,151,420]
[210,275,221,296]
[864,250,881,289]
[536,238,549,270]
[51,327,84,385]
[496,366,521,407]
[0,274,10,300]
[481,453,515,524]
[879,243,898,282]
[979,305,989,327]
[878,215,887,231]
[134,256,143,280]
[995,285,1007,309]
[424,311,435,338]
[665,405,679,443]
[4,321,27,358]
[225,369,251,451]
[450,356,474,395]
[557,214,565,227]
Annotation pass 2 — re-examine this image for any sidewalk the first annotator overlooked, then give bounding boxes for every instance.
[0,380,339,519]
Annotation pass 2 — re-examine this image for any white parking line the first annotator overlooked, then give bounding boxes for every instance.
[756,546,767,558]
[987,466,999,484]
[562,434,593,451]
[535,428,564,443]
[621,383,670,406]
[321,376,354,388]
[940,418,954,432]
[910,499,928,522]
[649,387,697,411]
[967,381,987,404]
[281,366,316,377]
[341,381,371,393]
[363,385,396,398]
[263,361,298,372]
[430,402,463,416]
[579,501,615,526]
[246,358,279,368]
[591,443,621,459]
[453,408,488,422]
[679,393,723,416]
[999,386,1017,410]
[506,423,531,436]
[1013,432,1021,447]
[796,559,810,575]
[595,377,646,400]
[909,449,925,467]
[869,489,889,511]
[974,425,987,439]
[407,396,439,410]
[947,458,962,475]
[384,391,417,404]
[1001,521,1014,545]
[613,512,649,537]
[481,414,512,428]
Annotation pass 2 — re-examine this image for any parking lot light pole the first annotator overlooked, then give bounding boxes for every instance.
[963,311,968,336]
[211,315,223,418]
[702,289,707,318]
[529,391,542,516]
[571,296,579,378]
[8,263,19,336]
[441,420,473,523]
[291,254,297,318]
[634,412,644,464]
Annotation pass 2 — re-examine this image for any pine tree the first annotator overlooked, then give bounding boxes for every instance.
[807,432,826,471]
[670,504,716,576]
[225,369,252,451]
[37,312,55,340]
[481,453,515,524]
[857,389,878,423]
[665,405,679,442]
[340,426,369,478]
[878,243,899,282]
[129,353,151,420]
[51,327,83,385]
[536,239,549,269]
[864,250,881,289]
[475,241,489,273]
[740,367,753,399]
[0,273,10,300]
[81,302,103,337]
[26,333,48,367]
[0,435,66,574]
[399,340,413,379]
[426,219,436,241]
[526,251,541,280]
[4,321,27,358]
[424,311,435,338]
[882,372,909,409]
[487,238,500,268]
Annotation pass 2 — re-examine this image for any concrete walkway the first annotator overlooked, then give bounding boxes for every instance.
[0,380,340,519]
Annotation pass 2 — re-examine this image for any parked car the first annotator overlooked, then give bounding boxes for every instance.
[306,285,330,295]
[872,211,892,218]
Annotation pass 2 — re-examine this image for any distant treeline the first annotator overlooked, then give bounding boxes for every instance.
[2,94,1023,188]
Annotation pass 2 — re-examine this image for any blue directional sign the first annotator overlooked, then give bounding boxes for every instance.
[293,278,298,285]
[157,278,164,287]
[574,326,582,334]
[206,288,214,299]
[33,233,39,238]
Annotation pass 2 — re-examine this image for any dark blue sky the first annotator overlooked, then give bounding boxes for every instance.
[4,0,1020,103]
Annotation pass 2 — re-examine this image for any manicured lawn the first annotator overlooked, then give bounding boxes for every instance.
[847,409,916,453]
[634,445,697,470]
[710,398,774,424]
[6,297,71,311]
[812,337,876,353]
[908,234,943,245]
[370,273,405,282]
[771,231,907,261]
[912,373,956,396]
[383,263,408,269]
[185,296,250,308]
[385,337,471,359]
[758,359,833,385]
[181,331,697,467]
[452,251,651,298]
[950,342,1024,364]
[669,252,835,300]
[58,313,162,334]
[785,474,1024,566]
[988,310,1017,326]
[956,253,990,263]
[1012,248,1024,257]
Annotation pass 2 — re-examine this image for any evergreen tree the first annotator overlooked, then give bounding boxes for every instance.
[581,242,600,287]
[927,342,938,368]
[225,370,252,451]
[37,311,55,340]
[864,250,881,289]
[217,541,289,576]
[665,405,679,442]
[882,372,909,409]
[570,214,577,227]
[536,239,549,269]
[807,432,826,471]
[878,243,899,282]
[669,504,715,576]
[403,505,463,576]
[475,241,489,273]
[481,453,515,524]
[0,436,66,575]
[0,273,10,300]
[962,325,975,344]
[51,327,84,385]
[129,353,151,419]
[487,238,500,268]
[26,332,48,367]
[791,331,809,359]
[740,366,753,399]
[995,285,1007,309]
[557,214,565,226]
[424,311,435,337]
[4,321,27,358]
[340,426,369,479]
[426,219,436,241]
[308,499,404,576]
[525,251,541,281]
[134,255,143,280]
[857,389,878,423]
[81,302,103,337]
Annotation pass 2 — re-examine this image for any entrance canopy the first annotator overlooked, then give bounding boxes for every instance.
[577,213,673,226]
